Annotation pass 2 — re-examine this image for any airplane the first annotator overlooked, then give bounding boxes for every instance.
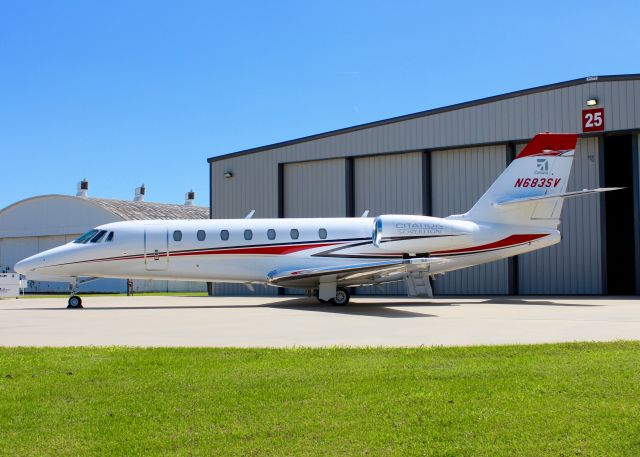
[14,133,620,308]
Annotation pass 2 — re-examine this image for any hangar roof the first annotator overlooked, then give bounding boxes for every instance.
[207,74,640,163]
[0,195,209,221]
[0,195,209,238]
[88,197,209,220]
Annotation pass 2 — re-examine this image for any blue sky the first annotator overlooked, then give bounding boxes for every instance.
[1,0,638,210]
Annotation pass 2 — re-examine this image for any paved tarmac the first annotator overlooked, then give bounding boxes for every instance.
[1,295,639,347]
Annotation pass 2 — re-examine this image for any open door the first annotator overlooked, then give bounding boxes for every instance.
[144,225,168,271]
[603,135,637,294]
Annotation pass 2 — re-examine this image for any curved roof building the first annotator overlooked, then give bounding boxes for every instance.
[0,192,209,293]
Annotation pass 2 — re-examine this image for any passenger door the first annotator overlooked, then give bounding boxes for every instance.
[144,225,169,271]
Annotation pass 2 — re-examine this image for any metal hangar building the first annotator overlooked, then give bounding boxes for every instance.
[208,75,640,296]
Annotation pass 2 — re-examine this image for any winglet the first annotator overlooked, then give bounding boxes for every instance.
[516,133,578,159]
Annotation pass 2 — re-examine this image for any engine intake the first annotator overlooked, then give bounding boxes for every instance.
[372,215,474,254]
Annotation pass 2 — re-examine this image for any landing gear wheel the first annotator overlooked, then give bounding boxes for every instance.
[329,287,350,306]
[67,295,83,309]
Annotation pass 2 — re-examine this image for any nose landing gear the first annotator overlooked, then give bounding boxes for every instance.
[67,279,83,309]
[66,277,98,309]
[68,295,83,309]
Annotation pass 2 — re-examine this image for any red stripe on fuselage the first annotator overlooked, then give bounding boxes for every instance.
[431,234,547,255]
[171,242,340,257]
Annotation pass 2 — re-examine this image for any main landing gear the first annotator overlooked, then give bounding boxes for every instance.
[314,287,350,306]
[331,287,350,306]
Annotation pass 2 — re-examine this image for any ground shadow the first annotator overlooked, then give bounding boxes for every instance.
[477,297,606,307]
[11,294,627,315]
[14,297,437,318]
[266,298,436,318]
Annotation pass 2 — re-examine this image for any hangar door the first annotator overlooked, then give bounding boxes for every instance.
[517,137,603,294]
[354,151,424,295]
[284,159,347,217]
[431,145,508,295]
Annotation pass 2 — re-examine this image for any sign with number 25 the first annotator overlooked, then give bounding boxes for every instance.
[582,108,604,132]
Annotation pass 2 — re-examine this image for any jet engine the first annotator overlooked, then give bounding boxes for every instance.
[372,215,474,254]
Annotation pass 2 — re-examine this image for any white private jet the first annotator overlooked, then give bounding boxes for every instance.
[15,133,619,308]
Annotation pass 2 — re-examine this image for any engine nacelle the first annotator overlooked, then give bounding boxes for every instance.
[372,215,474,254]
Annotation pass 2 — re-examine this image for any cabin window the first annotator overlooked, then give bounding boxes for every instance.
[90,230,107,243]
[173,230,182,242]
[197,230,206,241]
[267,229,276,240]
[74,229,98,244]
[318,228,327,239]
[105,232,114,242]
[244,230,253,240]
[290,229,299,240]
[220,230,229,241]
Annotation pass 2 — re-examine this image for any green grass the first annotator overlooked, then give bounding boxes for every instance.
[1,343,639,456]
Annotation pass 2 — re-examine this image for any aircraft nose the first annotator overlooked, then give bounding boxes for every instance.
[14,254,42,274]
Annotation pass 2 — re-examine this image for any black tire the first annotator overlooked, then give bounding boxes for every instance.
[67,295,83,309]
[329,287,350,306]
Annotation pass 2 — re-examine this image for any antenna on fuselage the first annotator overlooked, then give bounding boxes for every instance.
[361,210,370,217]
[244,209,256,219]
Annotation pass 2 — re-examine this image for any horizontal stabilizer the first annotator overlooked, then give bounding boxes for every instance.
[494,187,623,208]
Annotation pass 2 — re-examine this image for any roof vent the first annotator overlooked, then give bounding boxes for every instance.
[134,184,145,202]
[185,190,195,206]
[76,179,89,198]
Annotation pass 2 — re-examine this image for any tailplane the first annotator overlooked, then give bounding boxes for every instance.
[460,133,617,227]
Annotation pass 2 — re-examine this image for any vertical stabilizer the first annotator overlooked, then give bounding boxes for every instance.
[460,133,578,227]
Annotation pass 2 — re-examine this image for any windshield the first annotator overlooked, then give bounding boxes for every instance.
[90,230,108,243]
[74,229,98,244]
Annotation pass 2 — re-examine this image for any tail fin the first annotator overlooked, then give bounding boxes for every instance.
[462,133,579,227]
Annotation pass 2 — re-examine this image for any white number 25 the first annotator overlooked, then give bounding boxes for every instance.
[585,111,603,128]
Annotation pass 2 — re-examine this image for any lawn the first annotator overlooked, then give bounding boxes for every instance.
[1,343,639,456]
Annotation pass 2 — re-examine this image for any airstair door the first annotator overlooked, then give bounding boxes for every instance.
[144,225,169,271]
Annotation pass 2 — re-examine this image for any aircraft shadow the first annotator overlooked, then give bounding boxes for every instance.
[12,295,619,316]
[16,297,437,318]
[267,298,436,318]
[478,297,605,307]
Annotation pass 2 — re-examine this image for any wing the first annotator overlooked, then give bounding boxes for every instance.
[267,257,449,288]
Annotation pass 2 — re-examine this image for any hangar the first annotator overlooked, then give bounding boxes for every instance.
[0,182,209,293]
[208,74,640,296]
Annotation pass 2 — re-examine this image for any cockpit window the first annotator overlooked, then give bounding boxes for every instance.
[74,229,98,244]
[105,232,114,242]
[90,230,107,243]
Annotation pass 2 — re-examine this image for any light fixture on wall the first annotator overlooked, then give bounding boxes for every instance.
[586,98,599,106]
[224,171,233,178]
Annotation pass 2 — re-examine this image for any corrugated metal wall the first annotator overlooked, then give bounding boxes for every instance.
[517,137,602,294]
[431,145,509,294]
[354,152,424,215]
[210,79,640,170]
[353,151,424,294]
[211,157,279,219]
[284,159,346,217]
